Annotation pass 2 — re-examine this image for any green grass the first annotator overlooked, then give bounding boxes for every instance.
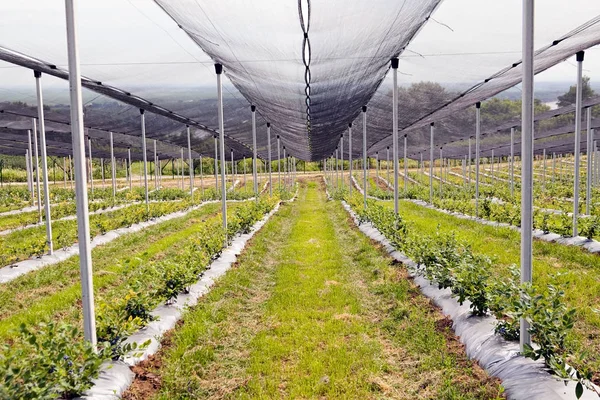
[385,199,600,380]
[0,202,243,339]
[132,181,503,399]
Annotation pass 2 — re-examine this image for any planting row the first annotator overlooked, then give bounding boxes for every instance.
[0,196,279,399]
[348,194,599,399]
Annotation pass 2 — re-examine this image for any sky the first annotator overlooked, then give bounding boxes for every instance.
[0,0,599,102]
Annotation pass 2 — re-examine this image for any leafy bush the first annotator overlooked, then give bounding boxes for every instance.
[0,322,107,399]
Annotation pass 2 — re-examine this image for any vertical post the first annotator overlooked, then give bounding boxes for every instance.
[552,152,556,184]
[420,152,423,178]
[65,157,69,188]
[463,156,467,184]
[542,148,547,193]
[386,146,390,188]
[277,135,281,189]
[362,105,368,210]
[251,105,258,197]
[216,64,227,235]
[100,158,104,186]
[468,137,472,184]
[25,150,32,197]
[153,140,158,189]
[27,129,34,204]
[573,51,584,237]
[230,149,235,191]
[586,107,592,215]
[403,134,408,192]
[520,0,534,351]
[109,131,116,201]
[65,0,96,345]
[283,148,287,188]
[181,148,185,190]
[475,102,481,218]
[340,134,344,189]
[140,110,149,210]
[200,155,204,197]
[187,126,194,200]
[348,123,353,196]
[491,149,495,184]
[214,135,219,193]
[88,138,94,197]
[34,71,53,254]
[128,148,132,191]
[267,122,272,196]
[335,148,340,188]
[32,119,42,222]
[429,123,434,203]
[68,155,73,189]
[374,152,379,184]
[391,57,399,214]
[511,127,515,197]
[439,148,443,197]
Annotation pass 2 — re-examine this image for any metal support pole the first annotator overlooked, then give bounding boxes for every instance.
[180,148,185,190]
[362,105,368,210]
[216,64,227,235]
[128,148,132,191]
[110,131,116,201]
[32,119,42,222]
[375,152,379,183]
[392,57,399,214]
[586,107,592,214]
[475,102,481,218]
[187,126,194,199]
[200,155,204,197]
[336,148,340,188]
[573,51,584,236]
[340,134,344,189]
[439,148,443,197]
[140,110,149,210]
[463,156,467,184]
[542,148,547,193]
[283,148,287,188]
[403,134,408,192]
[511,127,515,197]
[277,135,281,189]
[429,123,434,203]
[214,135,219,193]
[491,149,495,184]
[552,152,556,184]
[65,0,96,345]
[34,71,53,254]
[27,129,34,204]
[468,137,472,184]
[88,138,94,197]
[386,146,390,188]
[267,122,272,196]
[348,123,353,196]
[251,105,258,197]
[520,0,534,351]
[65,157,69,188]
[153,140,158,189]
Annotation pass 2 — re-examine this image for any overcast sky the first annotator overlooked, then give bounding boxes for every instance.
[0,0,599,102]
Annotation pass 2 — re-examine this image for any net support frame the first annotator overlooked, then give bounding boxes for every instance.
[573,51,584,237]
[362,106,367,211]
[520,0,535,352]
[65,0,96,346]
[475,102,481,218]
[216,64,227,237]
[140,110,149,211]
[35,72,53,255]
[392,58,399,214]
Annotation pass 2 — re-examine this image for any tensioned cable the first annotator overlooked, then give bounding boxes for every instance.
[299,0,311,135]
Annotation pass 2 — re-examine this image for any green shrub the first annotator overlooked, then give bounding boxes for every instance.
[0,322,107,399]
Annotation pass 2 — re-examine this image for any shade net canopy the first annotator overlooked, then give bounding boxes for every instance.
[0,1,599,161]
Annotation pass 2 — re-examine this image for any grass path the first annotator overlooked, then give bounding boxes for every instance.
[386,199,600,382]
[125,181,502,399]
